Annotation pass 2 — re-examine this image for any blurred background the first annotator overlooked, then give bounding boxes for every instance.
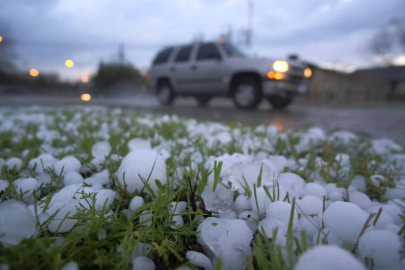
[0,0,405,141]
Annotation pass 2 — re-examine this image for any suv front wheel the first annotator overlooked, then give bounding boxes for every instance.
[231,76,262,110]
[267,94,293,110]
[157,80,175,105]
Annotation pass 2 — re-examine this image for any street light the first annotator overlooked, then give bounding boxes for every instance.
[65,59,74,68]
[29,69,39,77]
[81,76,89,83]
[0,35,3,43]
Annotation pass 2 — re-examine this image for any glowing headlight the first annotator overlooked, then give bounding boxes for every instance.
[273,60,289,72]
[304,68,312,78]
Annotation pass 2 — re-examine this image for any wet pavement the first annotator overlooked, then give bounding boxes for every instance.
[1,93,404,143]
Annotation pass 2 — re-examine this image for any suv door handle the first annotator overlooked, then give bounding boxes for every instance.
[191,65,198,70]
[170,67,176,72]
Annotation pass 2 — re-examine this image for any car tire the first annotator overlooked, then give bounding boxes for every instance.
[231,76,262,110]
[267,94,293,110]
[157,80,175,106]
[196,96,211,107]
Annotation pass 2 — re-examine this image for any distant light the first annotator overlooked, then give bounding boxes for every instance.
[65,59,74,68]
[81,93,91,101]
[304,68,312,78]
[219,37,225,44]
[273,60,289,72]
[81,76,89,83]
[29,69,39,77]
[0,35,3,43]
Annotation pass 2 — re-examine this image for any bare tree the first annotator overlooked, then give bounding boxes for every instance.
[370,18,405,66]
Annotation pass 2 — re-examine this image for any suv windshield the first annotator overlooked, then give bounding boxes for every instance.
[221,42,247,58]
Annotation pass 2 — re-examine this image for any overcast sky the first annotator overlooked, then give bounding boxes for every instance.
[1,0,405,80]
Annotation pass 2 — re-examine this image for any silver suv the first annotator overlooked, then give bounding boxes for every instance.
[147,41,311,109]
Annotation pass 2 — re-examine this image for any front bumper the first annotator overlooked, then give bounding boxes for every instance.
[262,80,309,96]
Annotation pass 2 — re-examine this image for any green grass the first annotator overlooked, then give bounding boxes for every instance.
[0,106,404,270]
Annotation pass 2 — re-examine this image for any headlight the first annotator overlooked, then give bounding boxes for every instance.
[304,68,312,78]
[273,60,289,72]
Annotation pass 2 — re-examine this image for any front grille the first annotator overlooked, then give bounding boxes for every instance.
[290,66,303,73]
[287,74,304,82]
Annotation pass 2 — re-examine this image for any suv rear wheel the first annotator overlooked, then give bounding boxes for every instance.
[231,76,262,110]
[196,96,211,107]
[267,94,293,110]
[157,80,175,105]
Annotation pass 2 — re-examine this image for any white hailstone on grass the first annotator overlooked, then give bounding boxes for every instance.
[117,242,152,260]
[201,185,233,214]
[16,178,38,203]
[258,217,288,245]
[238,211,259,232]
[95,189,116,208]
[91,141,111,158]
[128,138,151,151]
[295,245,366,270]
[50,184,81,205]
[47,199,81,233]
[132,256,155,270]
[276,172,306,198]
[298,215,321,238]
[371,211,393,229]
[234,195,251,212]
[304,183,327,199]
[358,230,402,268]
[139,211,153,226]
[323,201,369,244]
[296,196,323,216]
[384,223,401,234]
[384,180,405,200]
[351,175,366,192]
[170,215,184,229]
[63,171,84,186]
[312,229,343,246]
[368,205,402,224]
[219,211,237,219]
[115,149,167,194]
[198,217,253,270]
[28,153,57,173]
[129,196,144,212]
[61,262,79,270]
[250,186,273,215]
[372,138,402,155]
[370,175,384,187]
[387,199,405,210]
[169,201,187,214]
[0,180,9,192]
[229,159,279,191]
[349,192,371,210]
[266,201,298,227]
[53,156,81,175]
[6,157,22,170]
[84,170,110,186]
[266,155,287,171]
[328,131,358,145]
[186,251,212,269]
[0,200,39,246]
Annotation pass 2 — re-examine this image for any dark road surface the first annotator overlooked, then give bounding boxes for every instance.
[1,94,404,143]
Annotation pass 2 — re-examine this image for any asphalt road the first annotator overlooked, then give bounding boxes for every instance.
[1,93,404,143]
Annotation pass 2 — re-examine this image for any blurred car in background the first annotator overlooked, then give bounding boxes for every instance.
[147,40,312,109]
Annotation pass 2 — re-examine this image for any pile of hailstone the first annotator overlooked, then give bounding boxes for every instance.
[0,106,404,270]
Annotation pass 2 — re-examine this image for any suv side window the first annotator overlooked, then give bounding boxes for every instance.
[196,43,221,61]
[152,47,174,65]
[175,46,192,62]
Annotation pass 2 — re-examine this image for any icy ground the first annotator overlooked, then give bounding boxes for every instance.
[0,106,404,270]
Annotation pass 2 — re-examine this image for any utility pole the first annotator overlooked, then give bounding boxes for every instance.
[246,0,254,47]
[118,43,125,64]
